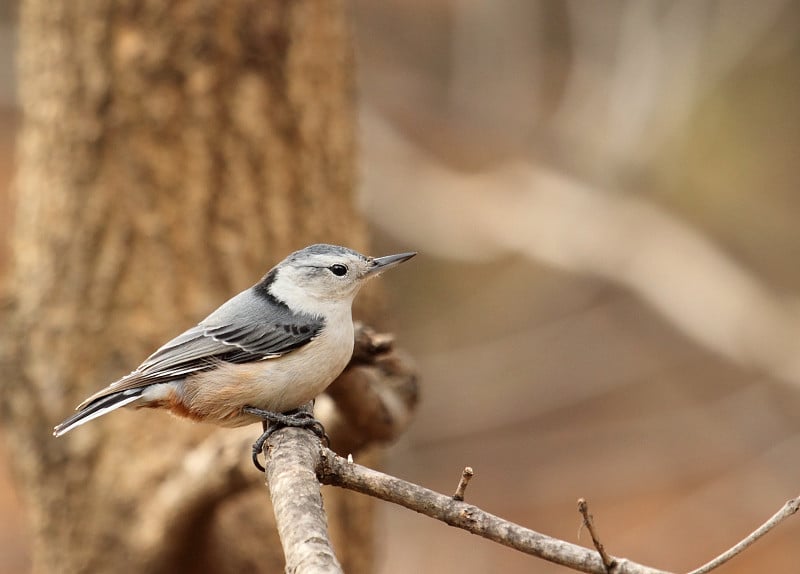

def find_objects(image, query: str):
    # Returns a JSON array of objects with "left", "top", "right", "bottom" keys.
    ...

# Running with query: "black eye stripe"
[{"left": 329, "top": 264, "right": 348, "bottom": 276}]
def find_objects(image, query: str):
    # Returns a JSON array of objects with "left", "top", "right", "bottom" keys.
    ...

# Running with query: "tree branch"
[
  {"left": 264, "top": 411, "right": 343, "bottom": 574},
  {"left": 685, "top": 495, "right": 800, "bottom": 574},
  {"left": 317, "top": 449, "right": 671, "bottom": 574},
  {"left": 452, "top": 466, "right": 474, "bottom": 501},
  {"left": 577, "top": 498, "right": 615, "bottom": 572},
  {"left": 260, "top": 428, "right": 799, "bottom": 574}
]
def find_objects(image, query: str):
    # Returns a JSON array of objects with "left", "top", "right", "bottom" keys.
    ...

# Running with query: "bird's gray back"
[{"left": 142, "top": 287, "right": 324, "bottom": 372}]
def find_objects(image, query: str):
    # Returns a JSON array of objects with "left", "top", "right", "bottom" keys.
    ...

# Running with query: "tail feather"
[{"left": 53, "top": 389, "right": 144, "bottom": 437}]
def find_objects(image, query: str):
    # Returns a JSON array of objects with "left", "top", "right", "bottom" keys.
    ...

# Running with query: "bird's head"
[{"left": 261, "top": 244, "right": 416, "bottom": 315}]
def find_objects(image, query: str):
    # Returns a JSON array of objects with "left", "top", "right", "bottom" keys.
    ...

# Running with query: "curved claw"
[
  {"left": 251, "top": 428, "right": 272, "bottom": 472},
  {"left": 252, "top": 448, "right": 266, "bottom": 472}
]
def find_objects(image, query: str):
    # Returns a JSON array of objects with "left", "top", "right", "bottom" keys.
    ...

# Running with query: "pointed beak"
[{"left": 362, "top": 251, "right": 417, "bottom": 278}]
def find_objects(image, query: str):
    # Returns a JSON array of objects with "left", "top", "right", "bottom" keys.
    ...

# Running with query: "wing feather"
[{"left": 77, "top": 288, "right": 324, "bottom": 408}]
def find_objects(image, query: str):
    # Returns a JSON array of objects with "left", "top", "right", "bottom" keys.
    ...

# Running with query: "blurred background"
[{"left": 1, "top": 1, "right": 799, "bottom": 572}]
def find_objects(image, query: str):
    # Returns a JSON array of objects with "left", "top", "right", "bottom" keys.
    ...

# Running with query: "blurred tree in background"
[{"left": 1, "top": 0, "right": 377, "bottom": 572}]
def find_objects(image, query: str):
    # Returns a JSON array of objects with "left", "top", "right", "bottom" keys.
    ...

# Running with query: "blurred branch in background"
[
  {"left": 444, "top": 0, "right": 794, "bottom": 173},
  {"left": 361, "top": 111, "right": 800, "bottom": 389},
  {"left": 556, "top": 1, "right": 792, "bottom": 170}
]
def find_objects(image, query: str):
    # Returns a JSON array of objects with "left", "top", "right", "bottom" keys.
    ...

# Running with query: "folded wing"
[{"left": 77, "top": 288, "right": 324, "bottom": 409}]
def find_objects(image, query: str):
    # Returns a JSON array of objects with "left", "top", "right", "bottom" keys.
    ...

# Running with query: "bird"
[{"left": 53, "top": 243, "right": 416, "bottom": 468}]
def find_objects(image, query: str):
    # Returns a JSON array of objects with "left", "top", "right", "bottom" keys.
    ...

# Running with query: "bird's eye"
[{"left": 329, "top": 264, "right": 348, "bottom": 277}]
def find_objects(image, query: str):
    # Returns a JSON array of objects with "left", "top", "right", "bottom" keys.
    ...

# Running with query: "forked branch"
[
  {"left": 316, "top": 449, "right": 670, "bottom": 574},
  {"left": 260, "top": 415, "right": 798, "bottom": 574}
]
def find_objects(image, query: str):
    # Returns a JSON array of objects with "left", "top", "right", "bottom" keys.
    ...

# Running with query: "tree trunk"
[{"left": 2, "top": 0, "right": 376, "bottom": 572}]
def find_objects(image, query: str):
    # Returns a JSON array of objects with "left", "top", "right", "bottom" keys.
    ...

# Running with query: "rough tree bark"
[{"left": 1, "top": 1, "right": 387, "bottom": 572}]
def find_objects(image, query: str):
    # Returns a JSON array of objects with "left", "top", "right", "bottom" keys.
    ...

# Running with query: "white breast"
[{"left": 262, "top": 305, "right": 355, "bottom": 409}]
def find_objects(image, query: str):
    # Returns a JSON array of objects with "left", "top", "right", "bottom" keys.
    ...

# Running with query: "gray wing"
[{"left": 77, "top": 288, "right": 324, "bottom": 407}]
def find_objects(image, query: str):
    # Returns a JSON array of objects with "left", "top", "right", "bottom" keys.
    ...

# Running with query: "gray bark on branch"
[
  {"left": 261, "top": 423, "right": 669, "bottom": 574},
  {"left": 261, "top": 426, "right": 799, "bottom": 574},
  {"left": 264, "top": 416, "right": 343, "bottom": 574},
  {"left": 318, "top": 450, "right": 671, "bottom": 574}
]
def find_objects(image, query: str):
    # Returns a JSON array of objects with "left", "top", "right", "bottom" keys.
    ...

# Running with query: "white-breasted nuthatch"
[{"left": 54, "top": 244, "right": 415, "bottom": 467}]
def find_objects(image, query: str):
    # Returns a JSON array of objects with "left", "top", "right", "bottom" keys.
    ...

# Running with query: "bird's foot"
[{"left": 243, "top": 406, "right": 330, "bottom": 472}]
